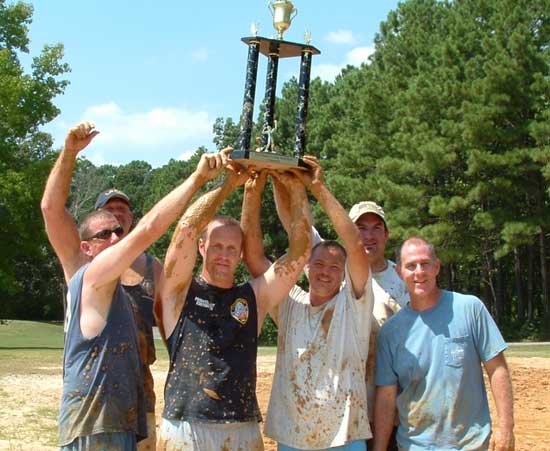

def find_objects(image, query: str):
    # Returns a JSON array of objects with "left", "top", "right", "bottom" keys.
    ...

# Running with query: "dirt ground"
[{"left": 0, "top": 355, "right": 548, "bottom": 450}]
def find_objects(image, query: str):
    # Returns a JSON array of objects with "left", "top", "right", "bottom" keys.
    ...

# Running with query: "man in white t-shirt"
[
  {"left": 302, "top": 200, "right": 405, "bottom": 449},
  {"left": 241, "top": 157, "right": 374, "bottom": 451},
  {"left": 348, "top": 201, "right": 406, "bottom": 451},
  {"left": 348, "top": 201, "right": 408, "bottom": 308}
]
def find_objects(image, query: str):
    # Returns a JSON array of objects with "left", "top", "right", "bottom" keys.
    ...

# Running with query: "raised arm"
[
  {"left": 81, "top": 149, "right": 233, "bottom": 338},
  {"left": 298, "top": 156, "right": 369, "bottom": 298},
  {"left": 484, "top": 352, "right": 515, "bottom": 451},
  {"left": 272, "top": 172, "right": 292, "bottom": 235},
  {"left": 250, "top": 172, "right": 312, "bottom": 326},
  {"left": 41, "top": 122, "right": 99, "bottom": 281},
  {"left": 272, "top": 171, "right": 315, "bottom": 238},
  {"left": 241, "top": 170, "right": 271, "bottom": 278},
  {"left": 160, "top": 160, "right": 248, "bottom": 337}
]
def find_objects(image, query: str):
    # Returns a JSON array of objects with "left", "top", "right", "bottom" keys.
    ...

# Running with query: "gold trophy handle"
[
  {"left": 291, "top": 7, "right": 297, "bottom": 21},
  {"left": 268, "top": 1, "right": 275, "bottom": 17}
]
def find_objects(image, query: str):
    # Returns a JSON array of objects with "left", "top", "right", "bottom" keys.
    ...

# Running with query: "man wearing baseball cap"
[
  {"left": 93, "top": 188, "right": 161, "bottom": 451},
  {"left": 348, "top": 200, "right": 408, "bottom": 309},
  {"left": 41, "top": 122, "right": 161, "bottom": 450},
  {"left": 348, "top": 200, "right": 406, "bottom": 451}
]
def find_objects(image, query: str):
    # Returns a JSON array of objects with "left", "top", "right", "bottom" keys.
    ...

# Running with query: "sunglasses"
[{"left": 85, "top": 226, "right": 124, "bottom": 241}]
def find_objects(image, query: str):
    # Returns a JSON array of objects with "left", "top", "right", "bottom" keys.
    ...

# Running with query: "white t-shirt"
[
  {"left": 372, "top": 260, "right": 409, "bottom": 308},
  {"left": 264, "top": 271, "right": 375, "bottom": 449}
]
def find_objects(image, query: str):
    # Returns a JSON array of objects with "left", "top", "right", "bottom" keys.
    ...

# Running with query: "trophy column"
[
  {"left": 238, "top": 39, "right": 261, "bottom": 152},
  {"left": 294, "top": 48, "right": 313, "bottom": 158}
]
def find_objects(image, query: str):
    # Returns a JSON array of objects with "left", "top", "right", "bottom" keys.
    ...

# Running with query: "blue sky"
[{"left": 26, "top": 0, "right": 400, "bottom": 167}]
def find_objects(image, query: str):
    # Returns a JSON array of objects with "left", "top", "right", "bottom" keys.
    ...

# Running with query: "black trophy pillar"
[
  {"left": 261, "top": 42, "right": 280, "bottom": 149},
  {"left": 238, "top": 40, "right": 260, "bottom": 151},
  {"left": 294, "top": 49, "right": 313, "bottom": 158}
]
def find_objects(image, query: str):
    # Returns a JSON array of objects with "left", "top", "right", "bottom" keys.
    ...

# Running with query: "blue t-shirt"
[{"left": 376, "top": 290, "right": 507, "bottom": 451}]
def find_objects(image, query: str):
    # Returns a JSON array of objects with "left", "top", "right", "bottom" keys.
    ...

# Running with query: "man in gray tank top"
[
  {"left": 41, "top": 122, "right": 163, "bottom": 450},
  {"left": 42, "top": 122, "right": 234, "bottom": 450},
  {"left": 94, "top": 189, "right": 161, "bottom": 450}
]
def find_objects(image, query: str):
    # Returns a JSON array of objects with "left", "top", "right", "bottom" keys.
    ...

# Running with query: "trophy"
[{"left": 231, "top": 0, "right": 320, "bottom": 170}]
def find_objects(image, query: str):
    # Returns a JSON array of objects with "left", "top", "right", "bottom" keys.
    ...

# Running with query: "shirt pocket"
[{"left": 444, "top": 336, "right": 468, "bottom": 368}]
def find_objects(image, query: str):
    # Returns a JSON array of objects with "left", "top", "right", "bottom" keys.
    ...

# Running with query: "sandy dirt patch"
[{"left": 0, "top": 355, "right": 548, "bottom": 450}]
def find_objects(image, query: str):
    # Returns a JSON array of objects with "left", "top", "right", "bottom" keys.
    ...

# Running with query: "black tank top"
[{"left": 163, "top": 277, "right": 261, "bottom": 423}]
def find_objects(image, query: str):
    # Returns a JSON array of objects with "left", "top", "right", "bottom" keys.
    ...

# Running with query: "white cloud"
[
  {"left": 72, "top": 102, "right": 213, "bottom": 166},
  {"left": 312, "top": 64, "right": 342, "bottom": 82},
  {"left": 178, "top": 149, "right": 197, "bottom": 161},
  {"left": 87, "top": 150, "right": 107, "bottom": 167},
  {"left": 312, "top": 46, "right": 375, "bottom": 82},
  {"left": 325, "top": 29, "right": 357, "bottom": 45},
  {"left": 191, "top": 48, "right": 209, "bottom": 62},
  {"left": 345, "top": 46, "right": 375, "bottom": 66},
  {"left": 87, "top": 103, "right": 122, "bottom": 116}
]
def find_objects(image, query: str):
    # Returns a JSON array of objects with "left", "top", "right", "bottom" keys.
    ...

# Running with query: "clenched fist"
[{"left": 65, "top": 122, "right": 99, "bottom": 154}]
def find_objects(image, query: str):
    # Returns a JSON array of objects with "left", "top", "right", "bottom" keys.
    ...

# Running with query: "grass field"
[
  {"left": 0, "top": 320, "right": 278, "bottom": 377},
  {"left": 1, "top": 320, "right": 548, "bottom": 350},
  {"left": 0, "top": 320, "right": 546, "bottom": 377}
]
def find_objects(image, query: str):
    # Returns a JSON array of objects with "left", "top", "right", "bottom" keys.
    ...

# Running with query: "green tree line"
[{"left": 2, "top": 0, "right": 550, "bottom": 340}]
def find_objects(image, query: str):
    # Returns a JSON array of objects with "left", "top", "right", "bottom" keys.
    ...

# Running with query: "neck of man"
[
  {"left": 409, "top": 287, "right": 441, "bottom": 312},
  {"left": 200, "top": 269, "right": 234, "bottom": 290},
  {"left": 370, "top": 255, "right": 388, "bottom": 273},
  {"left": 309, "top": 290, "right": 337, "bottom": 307}
]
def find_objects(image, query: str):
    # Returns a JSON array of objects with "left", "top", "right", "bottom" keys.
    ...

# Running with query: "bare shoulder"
[{"left": 248, "top": 276, "right": 262, "bottom": 298}]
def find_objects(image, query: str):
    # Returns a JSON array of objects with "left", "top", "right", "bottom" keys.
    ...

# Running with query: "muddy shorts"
[
  {"left": 61, "top": 431, "right": 137, "bottom": 451},
  {"left": 157, "top": 418, "right": 264, "bottom": 451}
]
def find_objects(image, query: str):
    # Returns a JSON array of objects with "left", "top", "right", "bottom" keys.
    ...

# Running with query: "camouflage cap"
[{"left": 349, "top": 201, "right": 387, "bottom": 228}]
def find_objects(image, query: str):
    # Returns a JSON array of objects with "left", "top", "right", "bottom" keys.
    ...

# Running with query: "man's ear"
[
  {"left": 396, "top": 263, "right": 403, "bottom": 280},
  {"left": 198, "top": 238, "right": 206, "bottom": 258},
  {"left": 80, "top": 241, "right": 93, "bottom": 259}
]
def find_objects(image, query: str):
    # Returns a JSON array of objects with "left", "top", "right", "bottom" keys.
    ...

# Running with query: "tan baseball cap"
[{"left": 349, "top": 201, "right": 387, "bottom": 228}]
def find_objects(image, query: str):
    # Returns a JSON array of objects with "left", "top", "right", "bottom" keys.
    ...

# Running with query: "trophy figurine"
[{"left": 231, "top": 0, "right": 320, "bottom": 170}]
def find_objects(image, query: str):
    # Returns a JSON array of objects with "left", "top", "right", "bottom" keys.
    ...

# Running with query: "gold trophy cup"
[{"left": 269, "top": 0, "right": 298, "bottom": 40}]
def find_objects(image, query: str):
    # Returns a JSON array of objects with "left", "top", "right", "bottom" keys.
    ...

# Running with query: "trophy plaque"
[{"left": 231, "top": 0, "right": 320, "bottom": 170}]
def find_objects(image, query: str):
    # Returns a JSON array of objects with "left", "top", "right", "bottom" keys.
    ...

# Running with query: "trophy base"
[{"left": 231, "top": 150, "right": 307, "bottom": 171}]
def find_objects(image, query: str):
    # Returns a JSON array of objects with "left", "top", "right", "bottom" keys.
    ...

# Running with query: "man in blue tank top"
[
  {"left": 373, "top": 237, "right": 515, "bottom": 451},
  {"left": 42, "top": 122, "right": 236, "bottom": 450},
  {"left": 157, "top": 168, "right": 312, "bottom": 450}
]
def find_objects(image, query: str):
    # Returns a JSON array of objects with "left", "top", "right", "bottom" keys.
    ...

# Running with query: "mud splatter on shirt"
[
  {"left": 264, "top": 271, "right": 374, "bottom": 449},
  {"left": 163, "top": 278, "right": 261, "bottom": 423},
  {"left": 59, "top": 264, "right": 147, "bottom": 446}
]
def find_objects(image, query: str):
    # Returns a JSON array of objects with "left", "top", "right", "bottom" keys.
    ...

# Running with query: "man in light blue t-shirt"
[{"left": 373, "top": 237, "right": 514, "bottom": 451}]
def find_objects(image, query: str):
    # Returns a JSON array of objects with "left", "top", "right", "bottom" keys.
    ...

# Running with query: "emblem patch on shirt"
[{"left": 230, "top": 298, "right": 249, "bottom": 325}]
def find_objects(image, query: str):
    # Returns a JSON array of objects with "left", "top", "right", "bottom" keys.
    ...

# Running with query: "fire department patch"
[{"left": 230, "top": 298, "right": 249, "bottom": 325}]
